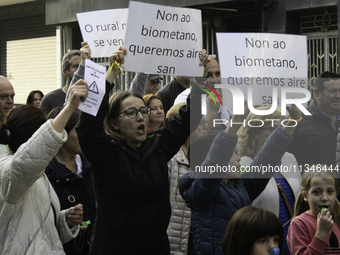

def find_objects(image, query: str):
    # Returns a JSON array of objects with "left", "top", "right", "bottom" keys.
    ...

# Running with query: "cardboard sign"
[
  {"left": 216, "top": 33, "right": 308, "bottom": 107},
  {"left": 79, "top": 59, "right": 106, "bottom": 116},
  {"left": 77, "top": 9, "right": 128, "bottom": 58},
  {"left": 124, "top": 1, "right": 203, "bottom": 76}
]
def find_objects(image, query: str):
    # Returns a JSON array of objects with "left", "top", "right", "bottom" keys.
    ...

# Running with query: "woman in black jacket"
[{"left": 72, "top": 44, "right": 207, "bottom": 254}]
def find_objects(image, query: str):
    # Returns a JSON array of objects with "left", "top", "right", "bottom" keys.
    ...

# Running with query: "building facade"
[{"left": 0, "top": 0, "right": 339, "bottom": 103}]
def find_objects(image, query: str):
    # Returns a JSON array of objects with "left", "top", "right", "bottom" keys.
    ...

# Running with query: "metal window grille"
[
  {"left": 306, "top": 35, "right": 338, "bottom": 91},
  {"left": 301, "top": 8, "right": 338, "bottom": 94}
]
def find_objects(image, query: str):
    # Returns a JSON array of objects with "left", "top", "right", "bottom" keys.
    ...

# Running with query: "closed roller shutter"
[{"left": 0, "top": 15, "right": 57, "bottom": 105}]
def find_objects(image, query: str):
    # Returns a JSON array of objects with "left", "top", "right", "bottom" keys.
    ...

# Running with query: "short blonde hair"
[
  {"left": 143, "top": 94, "right": 163, "bottom": 107},
  {"left": 237, "top": 106, "right": 281, "bottom": 157}
]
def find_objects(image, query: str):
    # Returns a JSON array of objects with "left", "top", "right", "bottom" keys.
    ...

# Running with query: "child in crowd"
[
  {"left": 222, "top": 206, "right": 282, "bottom": 255},
  {"left": 287, "top": 170, "right": 340, "bottom": 255}
]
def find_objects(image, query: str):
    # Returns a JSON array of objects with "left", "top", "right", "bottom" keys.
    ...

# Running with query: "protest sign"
[
  {"left": 76, "top": 9, "right": 128, "bottom": 58},
  {"left": 216, "top": 33, "right": 308, "bottom": 108},
  {"left": 79, "top": 59, "right": 106, "bottom": 116},
  {"left": 124, "top": 1, "right": 203, "bottom": 76}
]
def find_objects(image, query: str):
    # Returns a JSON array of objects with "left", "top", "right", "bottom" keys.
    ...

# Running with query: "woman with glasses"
[
  {"left": 237, "top": 105, "right": 301, "bottom": 255},
  {"left": 143, "top": 94, "right": 165, "bottom": 132},
  {"left": 70, "top": 44, "right": 208, "bottom": 255}
]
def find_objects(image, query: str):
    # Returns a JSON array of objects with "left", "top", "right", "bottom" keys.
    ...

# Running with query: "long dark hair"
[
  {"left": 26, "top": 90, "right": 44, "bottom": 105},
  {"left": 222, "top": 206, "right": 283, "bottom": 255},
  {"left": 0, "top": 105, "right": 46, "bottom": 152}
]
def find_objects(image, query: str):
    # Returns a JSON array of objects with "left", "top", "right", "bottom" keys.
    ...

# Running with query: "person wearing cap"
[
  {"left": 146, "top": 74, "right": 163, "bottom": 95},
  {"left": 128, "top": 73, "right": 163, "bottom": 96}
]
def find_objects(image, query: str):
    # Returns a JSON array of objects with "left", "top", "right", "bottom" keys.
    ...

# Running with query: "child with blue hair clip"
[{"left": 222, "top": 206, "right": 282, "bottom": 255}]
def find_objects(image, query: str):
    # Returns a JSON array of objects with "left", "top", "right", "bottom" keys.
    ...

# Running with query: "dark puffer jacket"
[
  {"left": 288, "top": 100, "right": 340, "bottom": 169},
  {"left": 179, "top": 127, "right": 293, "bottom": 255},
  {"left": 45, "top": 154, "right": 96, "bottom": 255}
]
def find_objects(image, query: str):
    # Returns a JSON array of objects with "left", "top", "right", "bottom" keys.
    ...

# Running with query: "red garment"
[{"left": 287, "top": 212, "right": 340, "bottom": 255}]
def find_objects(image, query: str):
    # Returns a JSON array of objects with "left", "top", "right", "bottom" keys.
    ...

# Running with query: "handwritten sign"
[
  {"left": 216, "top": 33, "right": 308, "bottom": 106},
  {"left": 76, "top": 9, "right": 128, "bottom": 58},
  {"left": 124, "top": 1, "right": 203, "bottom": 76},
  {"left": 79, "top": 59, "right": 106, "bottom": 116}
]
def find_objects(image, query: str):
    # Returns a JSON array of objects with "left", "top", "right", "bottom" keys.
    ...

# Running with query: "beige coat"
[{"left": 167, "top": 146, "right": 192, "bottom": 255}]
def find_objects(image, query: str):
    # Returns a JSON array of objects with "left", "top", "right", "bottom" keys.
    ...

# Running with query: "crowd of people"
[{"left": 0, "top": 38, "right": 340, "bottom": 255}]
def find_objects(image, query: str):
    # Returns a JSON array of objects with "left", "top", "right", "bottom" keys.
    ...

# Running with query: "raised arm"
[
  {"left": 249, "top": 104, "right": 301, "bottom": 175},
  {"left": 154, "top": 50, "right": 209, "bottom": 160},
  {"left": 179, "top": 103, "right": 248, "bottom": 207},
  {"left": 53, "top": 80, "right": 88, "bottom": 133},
  {"left": 179, "top": 131, "right": 238, "bottom": 208},
  {"left": 106, "top": 46, "right": 127, "bottom": 84},
  {"left": 128, "top": 72, "right": 148, "bottom": 96},
  {"left": 1, "top": 80, "right": 88, "bottom": 204},
  {"left": 76, "top": 46, "right": 127, "bottom": 171}
]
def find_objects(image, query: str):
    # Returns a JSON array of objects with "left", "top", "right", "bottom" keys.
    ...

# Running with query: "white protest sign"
[
  {"left": 79, "top": 59, "right": 106, "bottom": 116},
  {"left": 76, "top": 9, "right": 128, "bottom": 58},
  {"left": 124, "top": 1, "right": 203, "bottom": 76},
  {"left": 216, "top": 33, "right": 308, "bottom": 107}
]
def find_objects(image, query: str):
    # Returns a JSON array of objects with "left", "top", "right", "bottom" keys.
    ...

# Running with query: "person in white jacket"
[{"left": 0, "top": 79, "right": 88, "bottom": 255}]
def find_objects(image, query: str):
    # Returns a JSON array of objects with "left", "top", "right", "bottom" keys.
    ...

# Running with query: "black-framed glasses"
[{"left": 119, "top": 107, "right": 150, "bottom": 119}]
